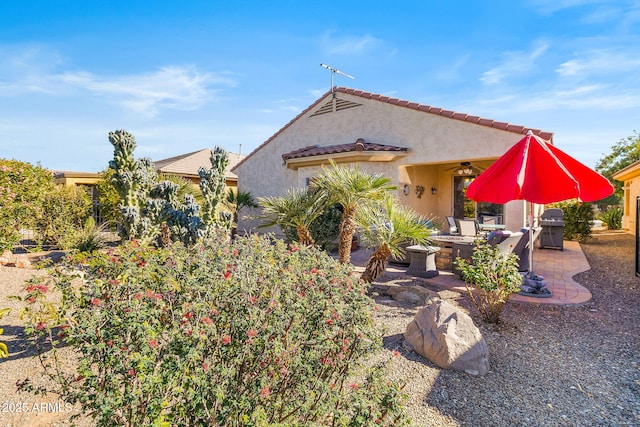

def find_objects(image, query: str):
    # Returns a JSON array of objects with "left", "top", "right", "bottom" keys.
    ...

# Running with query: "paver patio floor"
[{"left": 351, "top": 240, "right": 592, "bottom": 306}]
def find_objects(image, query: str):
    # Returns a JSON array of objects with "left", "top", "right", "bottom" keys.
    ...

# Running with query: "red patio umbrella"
[
  {"left": 466, "top": 131, "right": 614, "bottom": 293},
  {"left": 466, "top": 131, "right": 614, "bottom": 204}
]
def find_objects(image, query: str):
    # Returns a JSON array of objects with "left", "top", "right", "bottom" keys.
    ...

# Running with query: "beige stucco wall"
[
  {"left": 624, "top": 178, "right": 639, "bottom": 234},
  {"left": 235, "top": 91, "right": 542, "bottom": 233},
  {"left": 613, "top": 162, "right": 640, "bottom": 235}
]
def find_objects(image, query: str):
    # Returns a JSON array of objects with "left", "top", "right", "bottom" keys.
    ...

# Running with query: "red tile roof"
[
  {"left": 232, "top": 87, "right": 554, "bottom": 172},
  {"left": 282, "top": 138, "right": 408, "bottom": 161},
  {"left": 340, "top": 87, "right": 553, "bottom": 140}
]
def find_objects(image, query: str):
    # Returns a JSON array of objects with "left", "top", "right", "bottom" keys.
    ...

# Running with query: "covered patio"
[{"left": 397, "top": 160, "right": 537, "bottom": 234}]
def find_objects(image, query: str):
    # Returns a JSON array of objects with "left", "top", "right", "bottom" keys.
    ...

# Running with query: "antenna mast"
[{"left": 320, "top": 63, "right": 354, "bottom": 93}]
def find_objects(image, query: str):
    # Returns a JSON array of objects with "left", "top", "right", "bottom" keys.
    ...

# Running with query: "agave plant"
[{"left": 357, "top": 196, "right": 434, "bottom": 283}]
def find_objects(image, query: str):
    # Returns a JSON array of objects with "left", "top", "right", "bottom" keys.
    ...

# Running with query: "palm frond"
[
  {"left": 257, "top": 187, "right": 328, "bottom": 231},
  {"left": 357, "top": 196, "right": 434, "bottom": 259}
]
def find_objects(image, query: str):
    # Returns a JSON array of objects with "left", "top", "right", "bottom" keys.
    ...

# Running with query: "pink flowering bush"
[{"left": 17, "top": 233, "right": 408, "bottom": 426}]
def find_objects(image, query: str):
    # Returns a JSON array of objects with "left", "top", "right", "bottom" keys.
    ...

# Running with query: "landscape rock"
[
  {"left": 0, "top": 250, "right": 12, "bottom": 266},
  {"left": 404, "top": 299, "right": 489, "bottom": 376},
  {"left": 14, "top": 255, "right": 32, "bottom": 268},
  {"left": 384, "top": 284, "right": 439, "bottom": 306}
]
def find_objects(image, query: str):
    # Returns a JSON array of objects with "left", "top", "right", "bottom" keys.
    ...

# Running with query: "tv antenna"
[{"left": 320, "top": 63, "right": 354, "bottom": 93}]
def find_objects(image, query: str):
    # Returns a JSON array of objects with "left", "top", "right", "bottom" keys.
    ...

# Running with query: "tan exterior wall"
[
  {"left": 613, "top": 163, "right": 640, "bottom": 235},
  {"left": 55, "top": 175, "right": 102, "bottom": 187},
  {"left": 623, "top": 179, "right": 639, "bottom": 234},
  {"left": 235, "top": 92, "right": 542, "bottom": 233}
]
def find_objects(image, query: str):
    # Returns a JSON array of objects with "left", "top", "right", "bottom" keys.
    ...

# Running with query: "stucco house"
[
  {"left": 232, "top": 87, "right": 554, "bottom": 234},
  {"left": 612, "top": 160, "right": 640, "bottom": 235}
]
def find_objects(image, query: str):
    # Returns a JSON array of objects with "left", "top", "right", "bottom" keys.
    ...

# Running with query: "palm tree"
[
  {"left": 257, "top": 187, "right": 328, "bottom": 246},
  {"left": 357, "top": 196, "right": 434, "bottom": 283},
  {"left": 312, "top": 161, "right": 396, "bottom": 263},
  {"left": 226, "top": 189, "right": 258, "bottom": 225}
]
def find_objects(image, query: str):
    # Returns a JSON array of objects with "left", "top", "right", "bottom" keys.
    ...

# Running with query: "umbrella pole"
[{"left": 528, "top": 202, "right": 534, "bottom": 275}]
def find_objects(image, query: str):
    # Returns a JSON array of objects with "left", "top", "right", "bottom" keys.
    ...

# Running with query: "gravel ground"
[
  {"left": 372, "top": 230, "right": 640, "bottom": 426},
  {"left": 0, "top": 231, "right": 638, "bottom": 426}
]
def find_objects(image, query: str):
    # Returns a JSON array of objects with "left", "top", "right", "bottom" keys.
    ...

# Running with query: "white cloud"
[
  {"left": 465, "top": 83, "right": 640, "bottom": 117},
  {"left": 0, "top": 46, "right": 237, "bottom": 117},
  {"left": 557, "top": 49, "right": 640, "bottom": 77},
  {"left": 529, "top": 0, "right": 616, "bottom": 15},
  {"left": 307, "top": 88, "right": 326, "bottom": 98},
  {"left": 480, "top": 42, "right": 549, "bottom": 85},
  {"left": 320, "top": 31, "right": 381, "bottom": 55},
  {"left": 56, "top": 66, "right": 236, "bottom": 117},
  {"left": 529, "top": 0, "right": 640, "bottom": 29}
]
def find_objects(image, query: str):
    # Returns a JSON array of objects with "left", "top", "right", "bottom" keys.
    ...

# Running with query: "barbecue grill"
[{"left": 539, "top": 208, "right": 564, "bottom": 250}]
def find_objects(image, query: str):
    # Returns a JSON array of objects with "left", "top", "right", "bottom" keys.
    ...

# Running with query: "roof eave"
[
  {"left": 284, "top": 151, "right": 409, "bottom": 170},
  {"left": 612, "top": 159, "right": 640, "bottom": 181}
]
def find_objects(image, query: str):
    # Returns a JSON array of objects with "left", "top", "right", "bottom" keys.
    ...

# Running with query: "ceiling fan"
[{"left": 445, "top": 162, "right": 485, "bottom": 175}]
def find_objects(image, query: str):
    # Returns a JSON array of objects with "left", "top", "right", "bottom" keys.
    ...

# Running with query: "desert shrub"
[
  {"left": 0, "top": 159, "right": 54, "bottom": 251},
  {"left": 96, "top": 168, "right": 122, "bottom": 229},
  {"left": 555, "top": 201, "right": 594, "bottom": 242},
  {"left": 0, "top": 308, "right": 9, "bottom": 358},
  {"left": 34, "top": 185, "right": 92, "bottom": 248},
  {"left": 598, "top": 207, "right": 623, "bottom": 230},
  {"left": 17, "top": 234, "right": 408, "bottom": 426},
  {"left": 309, "top": 203, "right": 343, "bottom": 250},
  {"left": 59, "top": 217, "right": 111, "bottom": 252},
  {"left": 454, "top": 241, "right": 522, "bottom": 323}
]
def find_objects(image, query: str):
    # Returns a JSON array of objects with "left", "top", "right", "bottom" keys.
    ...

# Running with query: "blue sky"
[{"left": 1, "top": 0, "right": 638, "bottom": 172}]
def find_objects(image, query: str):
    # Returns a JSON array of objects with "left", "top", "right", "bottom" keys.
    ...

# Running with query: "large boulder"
[{"left": 404, "top": 299, "right": 489, "bottom": 376}]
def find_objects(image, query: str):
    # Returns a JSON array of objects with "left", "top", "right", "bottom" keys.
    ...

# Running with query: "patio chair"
[
  {"left": 452, "top": 230, "right": 522, "bottom": 276},
  {"left": 455, "top": 219, "right": 478, "bottom": 237},
  {"left": 494, "top": 232, "right": 524, "bottom": 256},
  {"left": 445, "top": 216, "right": 458, "bottom": 234},
  {"left": 481, "top": 215, "right": 501, "bottom": 224},
  {"left": 485, "top": 229, "right": 511, "bottom": 246}
]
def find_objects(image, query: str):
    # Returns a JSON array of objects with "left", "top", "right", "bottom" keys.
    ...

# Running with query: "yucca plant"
[{"left": 357, "top": 196, "right": 434, "bottom": 282}]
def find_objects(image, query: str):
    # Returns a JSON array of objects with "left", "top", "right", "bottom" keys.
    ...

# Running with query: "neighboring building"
[
  {"left": 55, "top": 149, "right": 244, "bottom": 224},
  {"left": 612, "top": 160, "right": 640, "bottom": 235},
  {"left": 54, "top": 171, "right": 103, "bottom": 222},
  {"left": 54, "top": 171, "right": 103, "bottom": 188},
  {"left": 232, "top": 87, "right": 554, "bottom": 234},
  {"left": 153, "top": 148, "right": 244, "bottom": 190}
]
